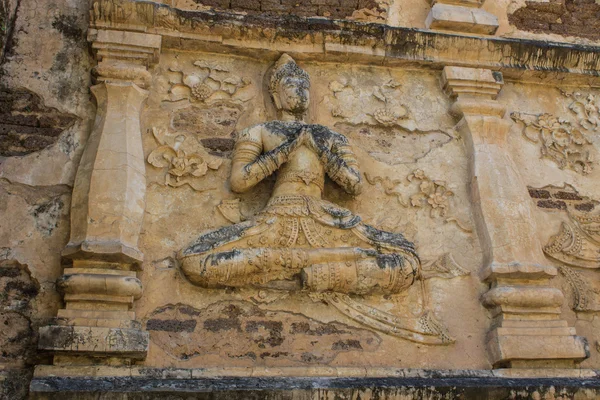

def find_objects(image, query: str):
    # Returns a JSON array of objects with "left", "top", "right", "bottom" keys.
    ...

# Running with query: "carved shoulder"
[{"left": 236, "top": 125, "right": 264, "bottom": 146}]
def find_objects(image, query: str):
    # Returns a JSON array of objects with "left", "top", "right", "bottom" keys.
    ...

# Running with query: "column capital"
[
  {"left": 442, "top": 66, "right": 505, "bottom": 118},
  {"left": 88, "top": 29, "right": 162, "bottom": 88},
  {"left": 442, "top": 66, "right": 503, "bottom": 99}
]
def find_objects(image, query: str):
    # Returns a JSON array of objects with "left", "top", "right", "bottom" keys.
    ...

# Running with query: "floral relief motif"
[
  {"left": 326, "top": 79, "right": 411, "bottom": 128},
  {"left": 511, "top": 91, "right": 599, "bottom": 175},
  {"left": 365, "top": 170, "right": 472, "bottom": 233},
  {"left": 166, "top": 60, "right": 251, "bottom": 106},
  {"left": 147, "top": 128, "right": 222, "bottom": 190},
  {"left": 565, "top": 91, "right": 600, "bottom": 132},
  {"left": 407, "top": 169, "right": 454, "bottom": 218}
]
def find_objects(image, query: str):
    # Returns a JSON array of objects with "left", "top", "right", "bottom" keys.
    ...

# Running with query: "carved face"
[{"left": 276, "top": 76, "right": 310, "bottom": 114}]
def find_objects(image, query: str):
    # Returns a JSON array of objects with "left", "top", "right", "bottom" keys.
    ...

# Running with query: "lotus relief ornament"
[
  {"left": 147, "top": 128, "right": 222, "bottom": 190},
  {"left": 190, "top": 82, "right": 214, "bottom": 101},
  {"left": 167, "top": 60, "right": 251, "bottom": 105},
  {"left": 408, "top": 169, "right": 454, "bottom": 218}
]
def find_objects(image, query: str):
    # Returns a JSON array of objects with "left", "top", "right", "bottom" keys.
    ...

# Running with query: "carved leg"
[
  {"left": 302, "top": 253, "right": 417, "bottom": 294},
  {"left": 181, "top": 246, "right": 417, "bottom": 293}
]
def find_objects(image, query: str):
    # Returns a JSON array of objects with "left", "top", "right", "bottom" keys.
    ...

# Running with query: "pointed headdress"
[{"left": 268, "top": 54, "right": 310, "bottom": 95}]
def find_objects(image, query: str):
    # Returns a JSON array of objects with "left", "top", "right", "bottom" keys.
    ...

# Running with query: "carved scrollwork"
[
  {"left": 511, "top": 91, "right": 599, "bottom": 175},
  {"left": 530, "top": 184, "right": 600, "bottom": 312},
  {"left": 559, "top": 266, "right": 600, "bottom": 312},
  {"left": 421, "top": 253, "right": 470, "bottom": 280},
  {"left": 310, "top": 292, "right": 455, "bottom": 345},
  {"left": 365, "top": 170, "right": 472, "bottom": 233},
  {"left": 530, "top": 184, "right": 600, "bottom": 269},
  {"left": 326, "top": 79, "right": 412, "bottom": 129}
]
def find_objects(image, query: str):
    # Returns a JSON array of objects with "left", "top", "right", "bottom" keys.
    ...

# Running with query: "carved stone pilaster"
[
  {"left": 38, "top": 29, "right": 161, "bottom": 364},
  {"left": 426, "top": 0, "right": 498, "bottom": 35},
  {"left": 442, "top": 66, "right": 588, "bottom": 368}
]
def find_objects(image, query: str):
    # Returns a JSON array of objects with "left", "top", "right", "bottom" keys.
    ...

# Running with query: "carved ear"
[{"left": 271, "top": 90, "right": 282, "bottom": 110}]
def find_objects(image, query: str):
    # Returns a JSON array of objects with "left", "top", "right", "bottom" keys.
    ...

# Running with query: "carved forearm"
[
  {"left": 320, "top": 146, "right": 363, "bottom": 195},
  {"left": 230, "top": 140, "right": 297, "bottom": 193}
]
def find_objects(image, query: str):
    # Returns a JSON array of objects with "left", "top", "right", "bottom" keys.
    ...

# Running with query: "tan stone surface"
[
  {"left": 426, "top": 3, "right": 499, "bottom": 35},
  {"left": 2, "top": 0, "right": 600, "bottom": 395}
]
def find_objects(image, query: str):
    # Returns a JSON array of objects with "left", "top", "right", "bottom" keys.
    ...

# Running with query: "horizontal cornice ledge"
[{"left": 91, "top": 1, "right": 600, "bottom": 85}]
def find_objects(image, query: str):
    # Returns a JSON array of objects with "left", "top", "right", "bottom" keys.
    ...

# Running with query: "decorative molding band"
[{"left": 89, "top": 1, "right": 600, "bottom": 83}]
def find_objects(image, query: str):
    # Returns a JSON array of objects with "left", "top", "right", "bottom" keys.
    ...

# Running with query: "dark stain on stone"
[
  {"left": 528, "top": 188, "right": 551, "bottom": 199},
  {"left": 201, "top": 137, "right": 235, "bottom": 157},
  {"left": 331, "top": 339, "right": 362, "bottom": 350},
  {"left": 0, "top": 260, "right": 38, "bottom": 385},
  {"left": 192, "top": 0, "right": 378, "bottom": 19},
  {"left": 554, "top": 191, "right": 583, "bottom": 201},
  {"left": 575, "top": 202, "right": 595, "bottom": 212},
  {"left": 0, "top": 265, "right": 21, "bottom": 278},
  {"left": 178, "top": 305, "right": 202, "bottom": 316},
  {"left": 509, "top": 0, "right": 600, "bottom": 40},
  {"left": 147, "top": 301, "right": 381, "bottom": 363},
  {"left": 0, "top": 260, "right": 39, "bottom": 309},
  {"left": 52, "top": 14, "right": 85, "bottom": 42},
  {"left": 146, "top": 319, "right": 197, "bottom": 332},
  {"left": 289, "top": 321, "right": 349, "bottom": 335},
  {"left": 204, "top": 317, "right": 243, "bottom": 332},
  {"left": 0, "top": 86, "right": 77, "bottom": 157},
  {"left": 5, "top": 280, "right": 38, "bottom": 300},
  {"left": 182, "top": 220, "right": 255, "bottom": 255},
  {"left": 530, "top": 185, "right": 599, "bottom": 215},
  {"left": 301, "top": 352, "right": 324, "bottom": 362},
  {"left": 245, "top": 320, "right": 284, "bottom": 347},
  {"left": 203, "top": 304, "right": 244, "bottom": 332},
  {"left": 0, "top": 0, "right": 21, "bottom": 67},
  {"left": 537, "top": 199, "right": 567, "bottom": 210},
  {"left": 31, "top": 196, "right": 64, "bottom": 235},
  {"left": 259, "top": 351, "right": 289, "bottom": 359}
]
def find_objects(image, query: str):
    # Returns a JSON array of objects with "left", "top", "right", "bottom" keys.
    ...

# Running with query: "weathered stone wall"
[
  {"left": 2, "top": 0, "right": 600, "bottom": 398},
  {"left": 0, "top": 0, "right": 93, "bottom": 398},
  {"left": 509, "top": 0, "right": 600, "bottom": 41},
  {"left": 193, "top": 0, "right": 380, "bottom": 18}
]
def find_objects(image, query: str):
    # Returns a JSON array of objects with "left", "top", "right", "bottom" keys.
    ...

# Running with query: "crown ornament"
[{"left": 269, "top": 53, "right": 310, "bottom": 95}]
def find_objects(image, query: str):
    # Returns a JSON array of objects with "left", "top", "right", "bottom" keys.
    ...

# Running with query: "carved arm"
[
  {"left": 319, "top": 140, "right": 363, "bottom": 195},
  {"left": 229, "top": 126, "right": 300, "bottom": 193}
]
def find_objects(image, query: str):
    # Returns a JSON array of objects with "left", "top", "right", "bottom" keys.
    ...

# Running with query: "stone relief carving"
[
  {"left": 217, "top": 199, "right": 245, "bottom": 224},
  {"left": 325, "top": 78, "right": 453, "bottom": 165},
  {"left": 511, "top": 91, "right": 599, "bottom": 175},
  {"left": 147, "top": 127, "right": 222, "bottom": 190},
  {"left": 327, "top": 78, "right": 411, "bottom": 128},
  {"left": 177, "top": 54, "right": 459, "bottom": 345},
  {"left": 166, "top": 60, "right": 252, "bottom": 107},
  {"left": 420, "top": 253, "right": 469, "bottom": 280},
  {"left": 529, "top": 184, "right": 599, "bottom": 269},
  {"left": 365, "top": 170, "right": 472, "bottom": 233},
  {"left": 530, "top": 184, "right": 600, "bottom": 312},
  {"left": 91, "top": 0, "right": 134, "bottom": 24},
  {"left": 558, "top": 266, "right": 600, "bottom": 312}
]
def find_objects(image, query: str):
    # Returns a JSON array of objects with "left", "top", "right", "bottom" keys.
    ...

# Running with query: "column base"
[
  {"left": 38, "top": 325, "right": 148, "bottom": 360},
  {"left": 487, "top": 328, "right": 589, "bottom": 368}
]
